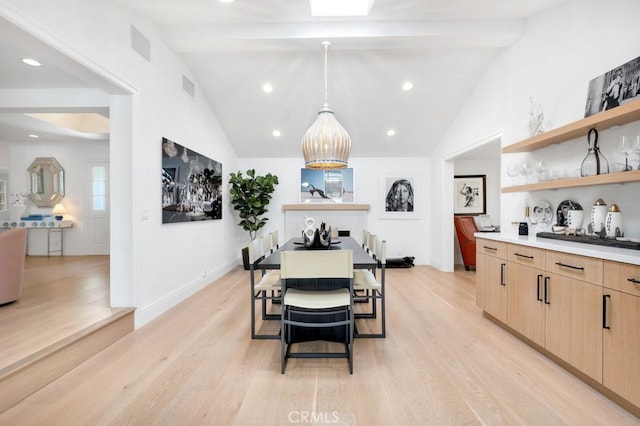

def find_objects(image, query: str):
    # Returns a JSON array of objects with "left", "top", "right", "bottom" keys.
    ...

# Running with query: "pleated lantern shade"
[{"left": 301, "top": 103, "right": 352, "bottom": 169}]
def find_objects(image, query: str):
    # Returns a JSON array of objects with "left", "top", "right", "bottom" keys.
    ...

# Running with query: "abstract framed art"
[{"left": 454, "top": 174, "right": 486, "bottom": 216}]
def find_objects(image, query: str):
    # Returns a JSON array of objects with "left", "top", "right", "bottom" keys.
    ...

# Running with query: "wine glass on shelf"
[
  {"left": 617, "top": 135, "right": 634, "bottom": 171},
  {"left": 633, "top": 133, "right": 640, "bottom": 170},
  {"left": 506, "top": 163, "right": 521, "bottom": 186},
  {"left": 521, "top": 159, "right": 534, "bottom": 184}
]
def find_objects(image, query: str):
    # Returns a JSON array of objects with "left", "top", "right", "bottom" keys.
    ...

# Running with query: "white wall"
[
  {"left": 4, "top": 140, "right": 109, "bottom": 255},
  {"left": 431, "top": 0, "right": 640, "bottom": 269},
  {"left": 1, "top": 0, "right": 241, "bottom": 327},
  {"left": 239, "top": 157, "right": 431, "bottom": 264}
]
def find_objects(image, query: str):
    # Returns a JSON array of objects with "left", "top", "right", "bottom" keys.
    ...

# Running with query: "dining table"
[
  {"left": 256, "top": 235, "right": 377, "bottom": 342},
  {"left": 257, "top": 235, "right": 377, "bottom": 271}
]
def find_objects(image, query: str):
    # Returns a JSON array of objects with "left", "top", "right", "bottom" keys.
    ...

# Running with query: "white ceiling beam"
[
  {"left": 163, "top": 19, "right": 525, "bottom": 52},
  {"left": 0, "top": 89, "right": 110, "bottom": 110}
]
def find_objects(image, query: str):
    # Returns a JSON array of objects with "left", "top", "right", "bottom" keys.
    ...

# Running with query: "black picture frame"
[{"left": 454, "top": 175, "right": 486, "bottom": 216}]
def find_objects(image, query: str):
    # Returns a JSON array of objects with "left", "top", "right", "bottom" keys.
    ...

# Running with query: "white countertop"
[{"left": 475, "top": 232, "right": 640, "bottom": 266}]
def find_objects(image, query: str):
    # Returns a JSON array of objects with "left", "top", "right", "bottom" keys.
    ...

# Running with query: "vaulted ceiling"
[{"left": 0, "top": 0, "right": 567, "bottom": 157}]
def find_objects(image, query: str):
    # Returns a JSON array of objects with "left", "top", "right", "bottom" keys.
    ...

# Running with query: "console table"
[{"left": 1, "top": 220, "right": 73, "bottom": 256}]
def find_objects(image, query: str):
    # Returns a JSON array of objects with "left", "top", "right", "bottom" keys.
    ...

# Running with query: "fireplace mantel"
[
  {"left": 282, "top": 204, "right": 370, "bottom": 211},
  {"left": 282, "top": 204, "right": 370, "bottom": 239}
]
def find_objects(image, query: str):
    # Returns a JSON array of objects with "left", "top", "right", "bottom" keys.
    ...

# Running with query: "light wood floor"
[
  {"left": 1, "top": 261, "right": 639, "bottom": 424},
  {"left": 0, "top": 255, "right": 119, "bottom": 377}
]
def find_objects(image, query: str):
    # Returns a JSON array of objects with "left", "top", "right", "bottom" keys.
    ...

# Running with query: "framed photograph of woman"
[
  {"left": 379, "top": 173, "right": 421, "bottom": 219},
  {"left": 454, "top": 175, "right": 486, "bottom": 215}
]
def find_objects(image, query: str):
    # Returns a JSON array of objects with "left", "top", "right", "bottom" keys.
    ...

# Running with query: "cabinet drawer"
[
  {"left": 603, "top": 260, "right": 640, "bottom": 297},
  {"left": 507, "top": 244, "right": 545, "bottom": 269},
  {"left": 476, "top": 239, "right": 507, "bottom": 259},
  {"left": 546, "top": 251, "right": 603, "bottom": 285}
]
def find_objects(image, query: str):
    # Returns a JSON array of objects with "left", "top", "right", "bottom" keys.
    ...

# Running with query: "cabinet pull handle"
[
  {"left": 483, "top": 246, "right": 497, "bottom": 251},
  {"left": 500, "top": 263, "right": 506, "bottom": 286},
  {"left": 627, "top": 278, "right": 640, "bottom": 285},
  {"left": 544, "top": 276, "right": 550, "bottom": 305},
  {"left": 536, "top": 274, "right": 543, "bottom": 302},
  {"left": 603, "top": 294, "right": 611, "bottom": 330},
  {"left": 514, "top": 252, "right": 534, "bottom": 259},
  {"left": 554, "top": 261, "right": 584, "bottom": 271}
]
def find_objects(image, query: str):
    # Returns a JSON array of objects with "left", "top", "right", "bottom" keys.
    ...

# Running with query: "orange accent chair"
[
  {"left": 454, "top": 216, "right": 478, "bottom": 271},
  {"left": 0, "top": 228, "right": 28, "bottom": 305}
]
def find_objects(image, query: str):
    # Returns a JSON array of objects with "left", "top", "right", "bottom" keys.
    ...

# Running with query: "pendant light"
[{"left": 301, "top": 41, "right": 352, "bottom": 169}]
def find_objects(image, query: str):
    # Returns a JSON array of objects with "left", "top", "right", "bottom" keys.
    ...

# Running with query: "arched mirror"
[{"left": 27, "top": 157, "right": 65, "bottom": 207}]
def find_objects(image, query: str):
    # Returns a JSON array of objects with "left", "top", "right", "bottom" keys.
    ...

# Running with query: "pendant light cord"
[{"left": 323, "top": 41, "right": 330, "bottom": 104}]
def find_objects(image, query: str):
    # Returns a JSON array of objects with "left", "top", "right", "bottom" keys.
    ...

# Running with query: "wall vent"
[
  {"left": 130, "top": 25, "right": 151, "bottom": 62},
  {"left": 182, "top": 76, "right": 195, "bottom": 98}
]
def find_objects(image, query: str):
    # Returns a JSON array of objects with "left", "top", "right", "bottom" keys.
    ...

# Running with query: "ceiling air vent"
[
  {"left": 182, "top": 76, "right": 195, "bottom": 98},
  {"left": 130, "top": 25, "right": 151, "bottom": 62}
]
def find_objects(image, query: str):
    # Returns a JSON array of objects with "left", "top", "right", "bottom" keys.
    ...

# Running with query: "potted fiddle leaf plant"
[{"left": 229, "top": 169, "right": 279, "bottom": 269}]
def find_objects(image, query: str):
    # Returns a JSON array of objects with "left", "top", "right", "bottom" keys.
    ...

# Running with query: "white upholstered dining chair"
[
  {"left": 249, "top": 236, "right": 281, "bottom": 339},
  {"left": 353, "top": 238, "right": 386, "bottom": 338},
  {"left": 280, "top": 249, "right": 354, "bottom": 374}
]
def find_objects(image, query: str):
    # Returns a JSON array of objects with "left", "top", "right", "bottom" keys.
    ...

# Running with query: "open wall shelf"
[
  {"left": 502, "top": 170, "right": 640, "bottom": 193},
  {"left": 502, "top": 98, "right": 640, "bottom": 192},
  {"left": 502, "top": 98, "right": 640, "bottom": 154}
]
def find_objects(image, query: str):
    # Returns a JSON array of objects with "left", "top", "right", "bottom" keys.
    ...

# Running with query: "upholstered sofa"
[{"left": 0, "top": 227, "right": 27, "bottom": 304}]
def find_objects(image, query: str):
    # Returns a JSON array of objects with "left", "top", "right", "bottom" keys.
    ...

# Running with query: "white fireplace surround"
[{"left": 282, "top": 204, "right": 370, "bottom": 241}]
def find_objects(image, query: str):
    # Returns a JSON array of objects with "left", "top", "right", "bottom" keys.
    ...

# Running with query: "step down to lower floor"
[{"left": 0, "top": 307, "right": 135, "bottom": 413}]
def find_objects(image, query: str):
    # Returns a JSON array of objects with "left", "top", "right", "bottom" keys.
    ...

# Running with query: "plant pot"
[{"left": 242, "top": 246, "right": 250, "bottom": 270}]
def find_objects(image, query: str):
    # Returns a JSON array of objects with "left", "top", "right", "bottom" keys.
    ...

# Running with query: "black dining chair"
[{"left": 280, "top": 249, "right": 354, "bottom": 374}]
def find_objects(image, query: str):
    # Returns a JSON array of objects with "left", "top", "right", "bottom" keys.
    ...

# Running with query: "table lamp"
[{"left": 52, "top": 203, "right": 66, "bottom": 220}]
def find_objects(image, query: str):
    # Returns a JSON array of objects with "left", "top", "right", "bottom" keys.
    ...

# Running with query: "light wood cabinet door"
[
  {"left": 603, "top": 289, "right": 640, "bottom": 407},
  {"left": 476, "top": 253, "right": 507, "bottom": 323},
  {"left": 507, "top": 262, "right": 545, "bottom": 347},
  {"left": 544, "top": 273, "right": 603, "bottom": 382}
]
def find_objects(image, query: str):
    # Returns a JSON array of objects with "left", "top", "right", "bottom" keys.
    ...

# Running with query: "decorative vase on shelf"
[
  {"left": 605, "top": 204, "right": 623, "bottom": 238},
  {"left": 590, "top": 198, "right": 608, "bottom": 236},
  {"left": 581, "top": 128, "right": 609, "bottom": 176}
]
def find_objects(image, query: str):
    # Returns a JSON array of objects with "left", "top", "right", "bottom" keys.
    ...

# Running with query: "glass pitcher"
[{"left": 581, "top": 128, "right": 609, "bottom": 176}]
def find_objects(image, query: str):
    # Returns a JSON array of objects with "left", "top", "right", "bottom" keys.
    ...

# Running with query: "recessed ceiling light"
[
  {"left": 262, "top": 83, "right": 274, "bottom": 93},
  {"left": 28, "top": 134, "right": 39, "bottom": 138},
  {"left": 219, "top": 0, "right": 234, "bottom": 3},
  {"left": 402, "top": 81, "right": 413, "bottom": 91},
  {"left": 310, "top": 0, "right": 375, "bottom": 16},
  {"left": 22, "top": 58, "right": 42, "bottom": 67},
  {"left": 386, "top": 129, "right": 396, "bottom": 137},
  {"left": 272, "top": 130, "right": 281, "bottom": 137}
]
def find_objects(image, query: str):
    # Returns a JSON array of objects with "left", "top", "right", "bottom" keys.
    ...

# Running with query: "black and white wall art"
[
  {"left": 161, "top": 137, "right": 222, "bottom": 224},
  {"left": 454, "top": 175, "right": 486, "bottom": 216},
  {"left": 584, "top": 55, "right": 640, "bottom": 117}
]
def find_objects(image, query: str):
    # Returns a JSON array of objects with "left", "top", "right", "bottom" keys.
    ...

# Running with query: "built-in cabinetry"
[
  {"left": 476, "top": 241, "right": 508, "bottom": 323},
  {"left": 0, "top": 180, "right": 6, "bottom": 211},
  {"left": 476, "top": 236, "right": 639, "bottom": 412},
  {"left": 502, "top": 98, "right": 640, "bottom": 193},
  {"left": 602, "top": 261, "right": 640, "bottom": 408},
  {"left": 544, "top": 251, "right": 603, "bottom": 382},
  {"left": 506, "top": 244, "right": 546, "bottom": 347}
]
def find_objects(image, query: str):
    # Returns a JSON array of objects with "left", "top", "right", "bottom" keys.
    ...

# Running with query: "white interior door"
[{"left": 87, "top": 161, "right": 110, "bottom": 255}]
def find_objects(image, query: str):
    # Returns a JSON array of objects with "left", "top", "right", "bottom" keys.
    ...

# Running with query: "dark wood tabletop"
[{"left": 257, "top": 236, "right": 377, "bottom": 270}]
